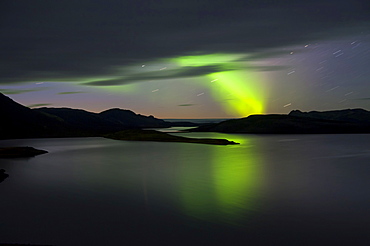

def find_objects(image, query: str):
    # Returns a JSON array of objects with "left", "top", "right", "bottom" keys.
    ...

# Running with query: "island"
[
  {"left": 105, "top": 129, "right": 239, "bottom": 145},
  {"left": 0, "top": 147, "right": 48, "bottom": 158}
]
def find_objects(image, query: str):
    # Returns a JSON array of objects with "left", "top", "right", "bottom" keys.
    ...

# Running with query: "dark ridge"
[
  {"left": 34, "top": 107, "right": 123, "bottom": 134},
  {"left": 99, "top": 108, "right": 171, "bottom": 128},
  {"left": 0, "top": 93, "right": 69, "bottom": 139},
  {"left": 1, "top": 92, "right": 369, "bottom": 138},
  {"left": 191, "top": 109, "right": 370, "bottom": 134},
  {"left": 289, "top": 108, "right": 370, "bottom": 124},
  {"left": 0, "top": 92, "right": 171, "bottom": 139}
]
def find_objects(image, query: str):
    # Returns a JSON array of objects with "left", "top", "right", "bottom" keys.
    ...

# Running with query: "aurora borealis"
[
  {"left": 0, "top": 0, "right": 369, "bottom": 118},
  {"left": 171, "top": 54, "right": 266, "bottom": 116}
]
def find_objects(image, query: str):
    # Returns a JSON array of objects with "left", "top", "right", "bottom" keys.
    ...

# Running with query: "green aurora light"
[
  {"left": 172, "top": 54, "right": 266, "bottom": 117},
  {"left": 177, "top": 134, "right": 264, "bottom": 225},
  {"left": 81, "top": 53, "right": 267, "bottom": 117}
]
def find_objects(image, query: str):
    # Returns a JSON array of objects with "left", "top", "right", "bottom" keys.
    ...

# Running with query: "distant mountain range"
[
  {"left": 0, "top": 92, "right": 175, "bottom": 139},
  {"left": 191, "top": 109, "right": 370, "bottom": 134},
  {"left": 1, "top": 92, "right": 370, "bottom": 139}
]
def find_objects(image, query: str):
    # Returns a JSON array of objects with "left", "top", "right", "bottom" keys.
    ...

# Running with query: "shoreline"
[{"left": 0, "top": 147, "right": 48, "bottom": 158}]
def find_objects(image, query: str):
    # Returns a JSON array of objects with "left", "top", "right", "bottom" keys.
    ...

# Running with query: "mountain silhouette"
[
  {"left": 2, "top": 92, "right": 370, "bottom": 138},
  {"left": 191, "top": 109, "right": 370, "bottom": 134},
  {"left": 99, "top": 108, "right": 171, "bottom": 128},
  {"left": 33, "top": 107, "right": 171, "bottom": 135},
  {"left": 0, "top": 93, "right": 169, "bottom": 139},
  {"left": 0, "top": 93, "right": 68, "bottom": 139},
  {"left": 289, "top": 109, "right": 370, "bottom": 124},
  {"left": 33, "top": 107, "right": 122, "bottom": 135}
]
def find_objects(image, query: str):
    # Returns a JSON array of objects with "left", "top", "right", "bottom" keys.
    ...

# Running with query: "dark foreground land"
[
  {"left": 105, "top": 129, "right": 238, "bottom": 145},
  {"left": 0, "top": 147, "right": 48, "bottom": 158},
  {"left": 0, "top": 244, "right": 53, "bottom": 246},
  {"left": 0, "top": 169, "right": 9, "bottom": 183},
  {"left": 0, "top": 147, "right": 48, "bottom": 184}
]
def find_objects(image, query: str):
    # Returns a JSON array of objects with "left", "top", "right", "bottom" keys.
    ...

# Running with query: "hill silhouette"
[
  {"left": 0, "top": 93, "right": 68, "bottom": 139},
  {"left": 99, "top": 108, "right": 171, "bottom": 128},
  {"left": 289, "top": 109, "right": 370, "bottom": 124},
  {"left": 1, "top": 92, "right": 370, "bottom": 138},
  {"left": 191, "top": 109, "right": 370, "bottom": 134},
  {"left": 0, "top": 93, "right": 170, "bottom": 139}
]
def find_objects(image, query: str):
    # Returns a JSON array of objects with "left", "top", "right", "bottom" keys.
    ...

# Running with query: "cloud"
[
  {"left": 85, "top": 65, "right": 238, "bottom": 86},
  {"left": 249, "top": 65, "right": 290, "bottom": 72},
  {"left": 27, "top": 103, "right": 53, "bottom": 108},
  {"left": 237, "top": 50, "right": 304, "bottom": 61},
  {"left": 0, "top": 0, "right": 369, "bottom": 85},
  {"left": 178, "top": 104, "right": 196, "bottom": 107},
  {"left": 353, "top": 98, "right": 370, "bottom": 101}
]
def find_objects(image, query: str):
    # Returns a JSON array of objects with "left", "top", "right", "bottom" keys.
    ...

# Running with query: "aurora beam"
[{"left": 173, "top": 54, "right": 266, "bottom": 117}]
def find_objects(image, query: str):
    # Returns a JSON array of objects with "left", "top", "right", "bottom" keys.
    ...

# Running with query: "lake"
[{"left": 1, "top": 133, "right": 370, "bottom": 245}]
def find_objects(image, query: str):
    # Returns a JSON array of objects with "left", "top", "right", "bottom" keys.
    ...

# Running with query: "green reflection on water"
[{"left": 178, "top": 134, "right": 263, "bottom": 225}]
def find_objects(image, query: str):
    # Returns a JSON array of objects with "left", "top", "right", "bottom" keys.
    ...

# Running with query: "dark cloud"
[
  {"left": 249, "top": 65, "right": 289, "bottom": 72},
  {"left": 85, "top": 65, "right": 238, "bottom": 86},
  {"left": 237, "top": 50, "right": 302, "bottom": 60},
  {"left": 1, "top": 0, "right": 369, "bottom": 84},
  {"left": 178, "top": 104, "right": 196, "bottom": 107},
  {"left": 353, "top": 98, "right": 370, "bottom": 101}
]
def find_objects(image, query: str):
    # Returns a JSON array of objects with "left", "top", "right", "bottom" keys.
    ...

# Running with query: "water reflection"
[
  {"left": 1, "top": 135, "right": 370, "bottom": 245},
  {"left": 177, "top": 134, "right": 264, "bottom": 225}
]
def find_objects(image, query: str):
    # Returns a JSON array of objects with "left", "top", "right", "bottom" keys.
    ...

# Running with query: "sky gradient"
[{"left": 1, "top": 0, "right": 370, "bottom": 118}]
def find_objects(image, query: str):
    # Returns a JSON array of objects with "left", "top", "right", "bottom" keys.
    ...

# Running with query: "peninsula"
[
  {"left": 105, "top": 129, "right": 238, "bottom": 145},
  {"left": 0, "top": 147, "right": 48, "bottom": 158},
  {"left": 0, "top": 169, "right": 9, "bottom": 183}
]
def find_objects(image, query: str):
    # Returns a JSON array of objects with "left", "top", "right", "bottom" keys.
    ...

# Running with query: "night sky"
[{"left": 1, "top": 0, "right": 369, "bottom": 118}]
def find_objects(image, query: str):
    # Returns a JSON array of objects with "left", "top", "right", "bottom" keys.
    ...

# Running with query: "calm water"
[{"left": 1, "top": 133, "right": 370, "bottom": 245}]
